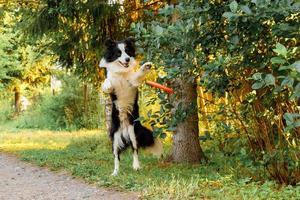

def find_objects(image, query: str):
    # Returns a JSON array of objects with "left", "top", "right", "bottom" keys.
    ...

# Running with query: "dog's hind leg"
[
  {"left": 111, "top": 134, "right": 121, "bottom": 176},
  {"left": 132, "top": 150, "right": 140, "bottom": 170},
  {"left": 128, "top": 125, "right": 140, "bottom": 170},
  {"left": 112, "top": 150, "right": 120, "bottom": 176}
]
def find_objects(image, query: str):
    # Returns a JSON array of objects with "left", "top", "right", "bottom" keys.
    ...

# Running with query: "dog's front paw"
[
  {"left": 111, "top": 170, "right": 118, "bottom": 176},
  {"left": 141, "top": 62, "right": 153, "bottom": 72},
  {"left": 102, "top": 79, "right": 113, "bottom": 93}
]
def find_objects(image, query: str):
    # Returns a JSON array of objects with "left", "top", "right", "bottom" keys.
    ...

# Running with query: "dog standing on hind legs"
[{"left": 99, "top": 38, "right": 163, "bottom": 176}]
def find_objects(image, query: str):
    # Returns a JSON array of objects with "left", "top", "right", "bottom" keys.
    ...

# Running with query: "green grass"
[{"left": 0, "top": 127, "right": 299, "bottom": 199}]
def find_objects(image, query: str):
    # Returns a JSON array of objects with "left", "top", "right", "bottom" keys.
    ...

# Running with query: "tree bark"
[
  {"left": 171, "top": 80, "right": 205, "bottom": 163},
  {"left": 83, "top": 83, "right": 88, "bottom": 113},
  {"left": 14, "top": 87, "right": 21, "bottom": 114}
]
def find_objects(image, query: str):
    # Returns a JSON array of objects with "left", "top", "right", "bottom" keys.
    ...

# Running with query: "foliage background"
[
  {"left": 132, "top": 0, "right": 300, "bottom": 184},
  {"left": 0, "top": 0, "right": 300, "bottom": 198}
]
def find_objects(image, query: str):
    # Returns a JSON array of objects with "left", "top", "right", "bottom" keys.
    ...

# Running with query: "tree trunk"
[
  {"left": 171, "top": 80, "right": 205, "bottom": 163},
  {"left": 83, "top": 83, "right": 88, "bottom": 113},
  {"left": 14, "top": 87, "right": 21, "bottom": 114},
  {"left": 167, "top": 0, "right": 204, "bottom": 163}
]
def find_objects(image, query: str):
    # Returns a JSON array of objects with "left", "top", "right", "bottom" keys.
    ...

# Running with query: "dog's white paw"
[
  {"left": 133, "top": 162, "right": 141, "bottom": 171},
  {"left": 111, "top": 170, "right": 118, "bottom": 176},
  {"left": 102, "top": 79, "right": 113, "bottom": 93},
  {"left": 141, "top": 62, "right": 153, "bottom": 72}
]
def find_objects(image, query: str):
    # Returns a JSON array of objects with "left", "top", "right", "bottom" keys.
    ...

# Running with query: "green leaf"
[
  {"left": 240, "top": 148, "right": 247, "bottom": 156},
  {"left": 252, "top": 81, "right": 264, "bottom": 90},
  {"left": 279, "top": 65, "right": 293, "bottom": 71},
  {"left": 279, "top": 61, "right": 300, "bottom": 72},
  {"left": 231, "top": 35, "right": 239, "bottom": 45},
  {"left": 273, "top": 43, "right": 287, "bottom": 57},
  {"left": 251, "top": 0, "right": 257, "bottom": 4},
  {"left": 154, "top": 25, "right": 164, "bottom": 35},
  {"left": 284, "top": 113, "right": 300, "bottom": 126},
  {"left": 252, "top": 72, "right": 262, "bottom": 80},
  {"left": 271, "top": 57, "right": 285, "bottom": 64},
  {"left": 230, "top": 1, "right": 238, "bottom": 13},
  {"left": 294, "top": 120, "right": 300, "bottom": 128},
  {"left": 222, "top": 12, "right": 236, "bottom": 20},
  {"left": 240, "top": 5, "right": 252, "bottom": 14},
  {"left": 160, "top": 132, "right": 167, "bottom": 139},
  {"left": 265, "top": 74, "right": 275, "bottom": 86},
  {"left": 291, "top": 61, "right": 300, "bottom": 72},
  {"left": 281, "top": 76, "right": 294, "bottom": 87}
]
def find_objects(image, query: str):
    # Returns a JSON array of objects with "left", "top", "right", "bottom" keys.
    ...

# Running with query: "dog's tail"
[{"left": 135, "top": 124, "right": 163, "bottom": 157}]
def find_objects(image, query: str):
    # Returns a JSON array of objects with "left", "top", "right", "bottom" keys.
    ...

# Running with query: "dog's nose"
[{"left": 125, "top": 57, "right": 130, "bottom": 63}]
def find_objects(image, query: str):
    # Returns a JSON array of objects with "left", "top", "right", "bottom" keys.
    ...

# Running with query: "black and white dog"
[{"left": 99, "top": 38, "right": 163, "bottom": 176}]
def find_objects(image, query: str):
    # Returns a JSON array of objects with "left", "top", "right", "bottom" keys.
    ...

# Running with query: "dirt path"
[{"left": 0, "top": 153, "right": 138, "bottom": 200}]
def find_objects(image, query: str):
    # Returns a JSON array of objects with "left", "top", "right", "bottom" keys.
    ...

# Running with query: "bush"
[
  {"left": 9, "top": 74, "right": 105, "bottom": 130},
  {"left": 0, "top": 96, "right": 14, "bottom": 124},
  {"left": 133, "top": 0, "right": 300, "bottom": 184}
]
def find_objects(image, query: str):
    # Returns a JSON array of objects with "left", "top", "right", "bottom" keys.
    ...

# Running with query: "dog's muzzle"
[{"left": 118, "top": 61, "right": 129, "bottom": 68}]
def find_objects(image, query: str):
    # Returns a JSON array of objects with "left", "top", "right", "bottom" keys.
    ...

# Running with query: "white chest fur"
[
  {"left": 100, "top": 59, "right": 151, "bottom": 114},
  {"left": 107, "top": 71, "right": 137, "bottom": 113}
]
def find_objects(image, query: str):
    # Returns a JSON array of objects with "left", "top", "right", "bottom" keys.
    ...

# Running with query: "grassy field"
[{"left": 0, "top": 127, "right": 299, "bottom": 200}]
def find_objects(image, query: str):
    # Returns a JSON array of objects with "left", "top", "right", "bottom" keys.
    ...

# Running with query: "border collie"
[{"left": 99, "top": 38, "right": 163, "bottom": 176}]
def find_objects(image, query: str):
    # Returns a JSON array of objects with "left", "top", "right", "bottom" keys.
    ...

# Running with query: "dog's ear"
[
  {"left": 105, "top": 38, "right": 116, "bottom": 48},
  {"left": 124, "top": 37, "right": 136, "bottom": 57},
  {"left": 125, "top": 37, "right": 135, "bottom": 46}
]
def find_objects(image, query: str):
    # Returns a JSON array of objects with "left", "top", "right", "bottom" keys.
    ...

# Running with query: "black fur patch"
[
  {"left": 104, "top": 39, "right": 121, "bottom": 62},
  {"left": 124, "top": 37, "right": 136, "bottom": 58},
  {"left": 109, "top": 93, "right": 120, "bottom": 140},
  {"left": 110, "top": 92, "right": 154, "bottom": 152}
]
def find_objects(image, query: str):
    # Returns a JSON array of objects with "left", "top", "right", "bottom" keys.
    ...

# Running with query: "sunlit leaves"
[
  {"left": 153, "top": 25, "right": 164, "bottom": 35},
  {"left": 251, "top": 81, "right": 264, "bottom": 89},
  {"left": 252, "top": 72, "right": 262, "bottom": 80},
  {"left": 281, "top": 76, "right": 294, "bottom": 88},
  {"left": 222, "top": 12, "right": 236, "bottom": 20},
  {"left": 240, "top": 5, "right": 252, "bottom": 15},
  {"left": 264, "top": 74, "right": 275, "bottom": 86},
  {"left": 0, "top": 9, "right": 52, "bottom": 94},
  {"left": 283, "top": 113, "right": 300, "bottom": 131},
  {"left": 229, "top": 1, "right": 238, "bottom": 13},
  {"left": 271, "top": 57, "right": 285, "bottom": 64},
  {"left": 291, "top": 61, "right": 300, "bottom": 72},
  {"left": 26, "top": 0, "right": 122, "bottom": 82}
]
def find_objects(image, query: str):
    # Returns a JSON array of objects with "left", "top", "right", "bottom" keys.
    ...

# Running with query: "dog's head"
[{"left": 99, "top": 38, "right": 137, "bottom": 73}]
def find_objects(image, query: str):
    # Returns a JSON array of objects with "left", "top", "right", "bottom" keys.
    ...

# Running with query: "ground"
[
  {"left": 0, "top": 153, "right": 137, "bottom": 200},
  {"left": 0, "top": 128, "right": 299, "bottom": 199}
]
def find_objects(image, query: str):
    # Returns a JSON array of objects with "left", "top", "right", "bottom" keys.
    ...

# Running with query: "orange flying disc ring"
[{"left": 145, "top": 81, "right": 174, "bottom": 94}]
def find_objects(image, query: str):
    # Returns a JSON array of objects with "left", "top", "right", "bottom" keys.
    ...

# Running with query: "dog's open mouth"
[{"left": 118, "top": 61, "right": 129, "bottom": 68}]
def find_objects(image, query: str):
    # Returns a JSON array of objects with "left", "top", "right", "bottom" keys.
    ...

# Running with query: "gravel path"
[{"left": 0, "top": 153, "right": 138, "bottom": 200}]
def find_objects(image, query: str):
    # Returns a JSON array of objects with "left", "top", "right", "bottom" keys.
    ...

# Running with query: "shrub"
[
  {"left": 133, "top": 0, "right": 300, "bottom": 184},
  {"left": 0, "top": 96, "right": 14, "bottom": 124},
  {"left": 9, "top": 74, "right": 105, "bottom": 130}
]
